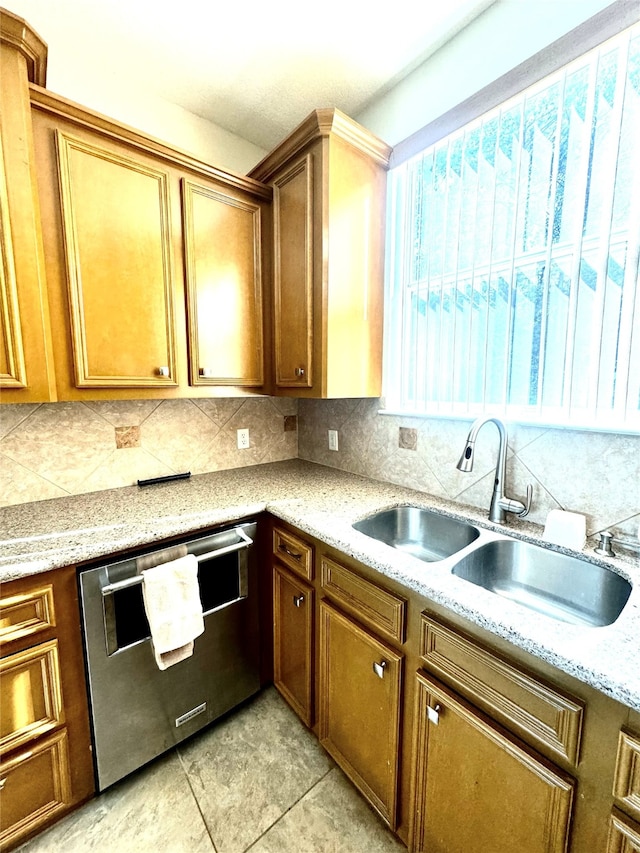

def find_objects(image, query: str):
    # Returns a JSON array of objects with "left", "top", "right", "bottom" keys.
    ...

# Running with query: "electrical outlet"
[
  {"left": 328, "top": 429, "right": 339, "bottom": 451},
  {"left": 237, "top": 428, "right": 250, "bottom": 449}
]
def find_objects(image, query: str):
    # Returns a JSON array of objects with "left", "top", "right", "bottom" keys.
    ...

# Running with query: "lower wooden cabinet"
[
  {"left": 273, "top": 563, "right": 314, "bottom": 726},
  {"left": 410, "top": 669, "right": 574, "bottom": 853},
  {"left": 0, "top": 567, "right": 94, "bottom": 849},
  {"left": 318, "top": 599, "right": 403, "bottom": 828},
  {"left": 266, "top": 522, "right": 639, "bottom": 852}
]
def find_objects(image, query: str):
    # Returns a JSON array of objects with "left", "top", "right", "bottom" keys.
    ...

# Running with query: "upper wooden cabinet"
[
  {"left": 250, "top": 109, "right": 391, "bottom": 398},
  {"left": 29, "top": 87, "right": 271, "bottom": 400},
  {"left": 0, "top": 10, "right": 56, "bottom": 402}
]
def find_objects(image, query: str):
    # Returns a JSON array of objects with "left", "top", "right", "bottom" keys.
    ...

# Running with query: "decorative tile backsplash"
[
  {"left": 2, "top": 394, "right": 639, "bottom": 554},
  {"left": 298, "top": 398, "right": 640, "bottom": 550},
  {"left": 0, "top": 397, "right": 298, "bottom": 507}
]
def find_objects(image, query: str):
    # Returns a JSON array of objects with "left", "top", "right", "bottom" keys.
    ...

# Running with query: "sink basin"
[
  {"left": 353, "top": 506, "right": 480, "bottom": 563},
  {"left": 451, "top": 539, "right": 631, "bottom": 627}
]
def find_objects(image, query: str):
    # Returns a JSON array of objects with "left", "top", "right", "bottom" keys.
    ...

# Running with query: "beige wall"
[
  {"left": 0, "top": 398, "right": 297, "bottom": 507},
  {"left": 357, "top": 0, "right": 616, "bottom": 146},
  {"left": 298, "top": 398, "right": 640, "bottom": 552}
]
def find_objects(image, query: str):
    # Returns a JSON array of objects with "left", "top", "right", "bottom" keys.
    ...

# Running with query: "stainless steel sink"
[
  {"left": 451, "top": 539, "right": 631, "bottom": 627},
  {"left": 353, "top": 506, "right": 480, "bottom": 563}
]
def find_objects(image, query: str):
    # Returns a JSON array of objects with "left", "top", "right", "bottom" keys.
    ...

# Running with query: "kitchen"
[{"left": 1, "top": 0, "right": 640, "bottom": 850}]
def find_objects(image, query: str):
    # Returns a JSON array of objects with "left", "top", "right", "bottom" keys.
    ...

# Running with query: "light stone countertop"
[{"left": 1, "top": 458, "right": 639, "bottom": 712}]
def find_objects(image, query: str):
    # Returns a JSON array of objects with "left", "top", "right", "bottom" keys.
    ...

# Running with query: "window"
[{"left": 385, "top": 20, "right": 640, "bottom": 432}]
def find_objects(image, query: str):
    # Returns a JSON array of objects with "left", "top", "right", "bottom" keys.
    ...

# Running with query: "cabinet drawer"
[
  {"left": 420, "top": 613, "right": 583, "bottom": 766},
  {"left": 607, "top": 809, "right": 640, "bottom": 852},
  {"left": 0, "top": 585, "right": 55, "bottom": 646},
  {"left": 614, "top": 730, "right": 640, "bottom": 822},
  {"left": 0, "top": 729, "right": 72, "bottom": 848},
  {"left": 321, "top": 556, "right": 405, "bottom": 644},
  {"left": 273, "top": 526, "right": 313, "bottom": 580},
  {"left": 1, "top": 639, "right": 64, "bottom": 755}
]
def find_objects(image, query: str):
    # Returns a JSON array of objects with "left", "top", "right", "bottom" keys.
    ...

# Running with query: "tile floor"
[{"left": 17, "top": 687, "right": 406, "bottom": 853}]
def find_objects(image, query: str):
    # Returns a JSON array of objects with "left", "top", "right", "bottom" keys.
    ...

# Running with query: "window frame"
[{"left": 383, "top": 0, "right": 640, "bottom": 435}]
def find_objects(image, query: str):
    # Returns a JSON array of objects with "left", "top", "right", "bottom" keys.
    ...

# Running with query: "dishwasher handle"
[{"left": 100, "top": 526, "right": 253, "bottom": 597}]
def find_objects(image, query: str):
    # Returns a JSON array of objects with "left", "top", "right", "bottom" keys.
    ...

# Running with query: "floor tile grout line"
[
  {"left": 175, "top": 746, "right": 220, "bottom": 853},
  {"left": 242, "top": 765, "right": 336, "bottom": 853}
]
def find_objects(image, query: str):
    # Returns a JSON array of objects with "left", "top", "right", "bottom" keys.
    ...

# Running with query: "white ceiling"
[{"left": 6, "top": 0, "right": 495, "bottom": 150}]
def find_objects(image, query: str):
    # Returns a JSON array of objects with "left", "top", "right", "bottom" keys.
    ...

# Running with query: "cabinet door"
[
  {"left": 181, "top": 179, "right": 263, "bottom": 386},
  {"left": 273, "top": 564, "right": 313, "bottom": 726},
  {"left": 318, "top": 600, "right": 402, "bottom": 828},
  {"left": 0, "top": 729, "right": 72, "bottom": 849},
  {"left": 411, "top": 670, "right": 574, "bottom": 853},
  {"left": 0, "top": 639, "right": 63, "bottom": 755},
  {"left": 272, "top": 152, "right": 313, "bottom": 388},
  {"left": 56, "top": 130, "right": 177, "bottom": 387}
]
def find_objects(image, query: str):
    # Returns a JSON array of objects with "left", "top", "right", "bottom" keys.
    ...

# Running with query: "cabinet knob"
[
  {"left": 156, "top": 366, "right": 170, "bottom": 377},
  {"left": 427, "top": 703, "right": 441, "bottom": 725},
  {"left": 278, "top": 544, "right": 302, "bottom": 561},
  {"left": 295, "top": 367, "right": 305, "bottom": 377},
  {"left": 293, "top": 593, "right": 305, "bottom": 608},
  {"left": 373, "top": 660, "right": 387, "bottom": 679},
  {"left": 199, "top": 367, "right": 215, "bottom": 378}
]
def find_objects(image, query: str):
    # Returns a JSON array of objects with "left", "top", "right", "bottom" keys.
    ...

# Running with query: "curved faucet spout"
[
  {"left": 456, "top": 416, "right": 531, "bottom": 524},
  {"left": 456, "top": 416, "right": 506, "bottom": 475}
]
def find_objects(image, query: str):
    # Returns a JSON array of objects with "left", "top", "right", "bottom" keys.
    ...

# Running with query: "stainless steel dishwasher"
[{"left": 78, "top": 520, "right": 260, "bottom": 791}]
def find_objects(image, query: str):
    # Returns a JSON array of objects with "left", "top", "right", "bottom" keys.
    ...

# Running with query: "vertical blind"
[{"left": 385, "top": 22, "right": 640, "bottom": 432}]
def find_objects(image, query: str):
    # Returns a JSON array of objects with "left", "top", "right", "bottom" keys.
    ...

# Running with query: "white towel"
[{"left": 141, "top": 553, "right": 204, "bottom": 670}]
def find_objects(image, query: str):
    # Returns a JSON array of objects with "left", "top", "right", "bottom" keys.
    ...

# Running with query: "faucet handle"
[
  {"left": 518, "top": 484, "right": 533, "bottom": 518},
  {"left": 498, "top": 484, "right": 533, "bottom": 519}
]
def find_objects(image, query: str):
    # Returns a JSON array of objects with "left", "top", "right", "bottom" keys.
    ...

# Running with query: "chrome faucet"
[{"left": 456, "top": 416, "right": 532, "bottom": 524}]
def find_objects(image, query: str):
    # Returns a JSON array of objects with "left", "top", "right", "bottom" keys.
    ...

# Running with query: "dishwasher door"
[{"left": 78, "top": 521, "right": 260, "bottom": 791}]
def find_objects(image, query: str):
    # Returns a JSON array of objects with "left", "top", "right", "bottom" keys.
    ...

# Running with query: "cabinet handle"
[
  {"left": 295, "top": 367, "right": 305, "bottom": 377},
  {"left": 199, "top": 367, "right": 215, "bottom": 378},
  {"left": 156, "top": 366, "right": 170, "bottom": 377},
  {"left": 293, "top": 593, "right": 305, "bottom": 608},
  {"left": 373, "top": 660, "right": 387, "bottom": 679},
  {"left": 0, "top": 777, "right": 6, "bottom": 791},
  {"left": 279, "top": 544, "right": 302, "bottom": 561},
  {"left": 427, "top": 703, "right": 441, "bottom": 725}
]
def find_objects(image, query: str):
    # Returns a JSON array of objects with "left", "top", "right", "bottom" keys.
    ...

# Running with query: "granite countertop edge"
[{"left": 1, "top": 459, "right": 639, "bottom": 713}]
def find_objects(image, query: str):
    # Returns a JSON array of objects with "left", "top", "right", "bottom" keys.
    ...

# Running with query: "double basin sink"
[{"left": 352, "top": 505, "right": 632, "bottom": 628}]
